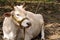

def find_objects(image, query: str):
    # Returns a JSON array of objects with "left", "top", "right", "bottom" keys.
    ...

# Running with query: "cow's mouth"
[
  {"left": 20, "top": 19, "right": 31, "bottom": 28},
  {"left": 19, "top": 18, "right": 31, "bottom": 28}
]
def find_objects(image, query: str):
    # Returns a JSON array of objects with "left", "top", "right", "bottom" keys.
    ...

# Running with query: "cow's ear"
[{"left": 3, "top": 12, "right": 11, "bottom": 17}]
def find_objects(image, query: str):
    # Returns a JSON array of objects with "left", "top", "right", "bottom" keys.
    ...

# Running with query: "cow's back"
[{"left": 25, "top": 11, "right": 44, "bottom": 38}]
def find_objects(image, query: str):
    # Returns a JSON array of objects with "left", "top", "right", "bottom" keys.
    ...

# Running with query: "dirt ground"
[{"left": 0, "top": 2, "right": 60, "bottom": 40}]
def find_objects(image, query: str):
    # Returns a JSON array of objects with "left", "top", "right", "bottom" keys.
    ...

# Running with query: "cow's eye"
[{"left": 17, "top": 14, "right": 20, "bottom": 16}]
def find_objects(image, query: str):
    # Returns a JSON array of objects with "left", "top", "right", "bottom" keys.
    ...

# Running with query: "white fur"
[
  {"left": 2, "top": 5, "right": 45, "bottom": 40},
  {"left": 24, "top": 11, "right": 45, "bottom": 40},
  {"left": 2, "top": 17, "right": 17, "bottom": 40},
  {"left": 21, "top": 19, "right": 31, "bottom": 27}
]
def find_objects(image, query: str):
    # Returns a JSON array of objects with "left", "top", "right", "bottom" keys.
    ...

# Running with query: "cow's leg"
[
  {"left": 3, "top": 37, "right": 15, "bottom": 40},
  {"left": 3, "top": 31, "right": 9, "bottom": 40},
  {"left": 3, "top": 38, "right": 14, "bottom": 40},
  {"left": 3, "top": 38, "right": 9, "bottom": 40},
  {"left": 3, "top": 35, "right": 15, "bottom": 40},
  {"left": 41, "top": 24, "right": 45, "bottom": 40},
  {"left": 3, "top": 31, "right": 15, "bottom": 40},
  {"left": 24, "top": 33, "right": 32, "bottom": 40},
  {"left": 25, "top": 34, "right": 31, "bottom": 40}
]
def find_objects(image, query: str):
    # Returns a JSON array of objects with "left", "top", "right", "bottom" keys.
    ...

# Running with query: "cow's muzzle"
[{"left": 19, "top": 18, "right": 31, "bottom": 28}]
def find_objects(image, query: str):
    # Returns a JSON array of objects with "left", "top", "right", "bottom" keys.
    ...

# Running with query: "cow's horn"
[{"left": 22, "top": 2, "right": 27, "bottom": 8}]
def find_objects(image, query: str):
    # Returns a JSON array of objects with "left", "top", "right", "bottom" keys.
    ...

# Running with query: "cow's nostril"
[{"left": 27, "top": 22, "right": 31, "bottom": 27}]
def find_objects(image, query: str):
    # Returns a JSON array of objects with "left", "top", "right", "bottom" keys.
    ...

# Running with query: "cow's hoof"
[{"left": 41, "top": 38, "right": 45, "bottom": 40}]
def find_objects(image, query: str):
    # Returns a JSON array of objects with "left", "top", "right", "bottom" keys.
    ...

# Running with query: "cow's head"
[{"left": 3, "top": 5, "right": 31, "bottom": 28}]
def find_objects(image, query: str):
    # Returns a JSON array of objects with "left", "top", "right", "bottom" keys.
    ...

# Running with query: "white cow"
[{"left": 2, "top": 5, "right": 45, "bottom": 40}]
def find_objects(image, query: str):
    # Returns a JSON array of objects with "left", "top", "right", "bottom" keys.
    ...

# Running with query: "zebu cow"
[{"left": 2, "top": 5, "right": 45, "bottom": 40}]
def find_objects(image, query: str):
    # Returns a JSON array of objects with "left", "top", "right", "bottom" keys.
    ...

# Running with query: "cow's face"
[{"left": 4, "top": 5, "right": 31, "bottom": 28}]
